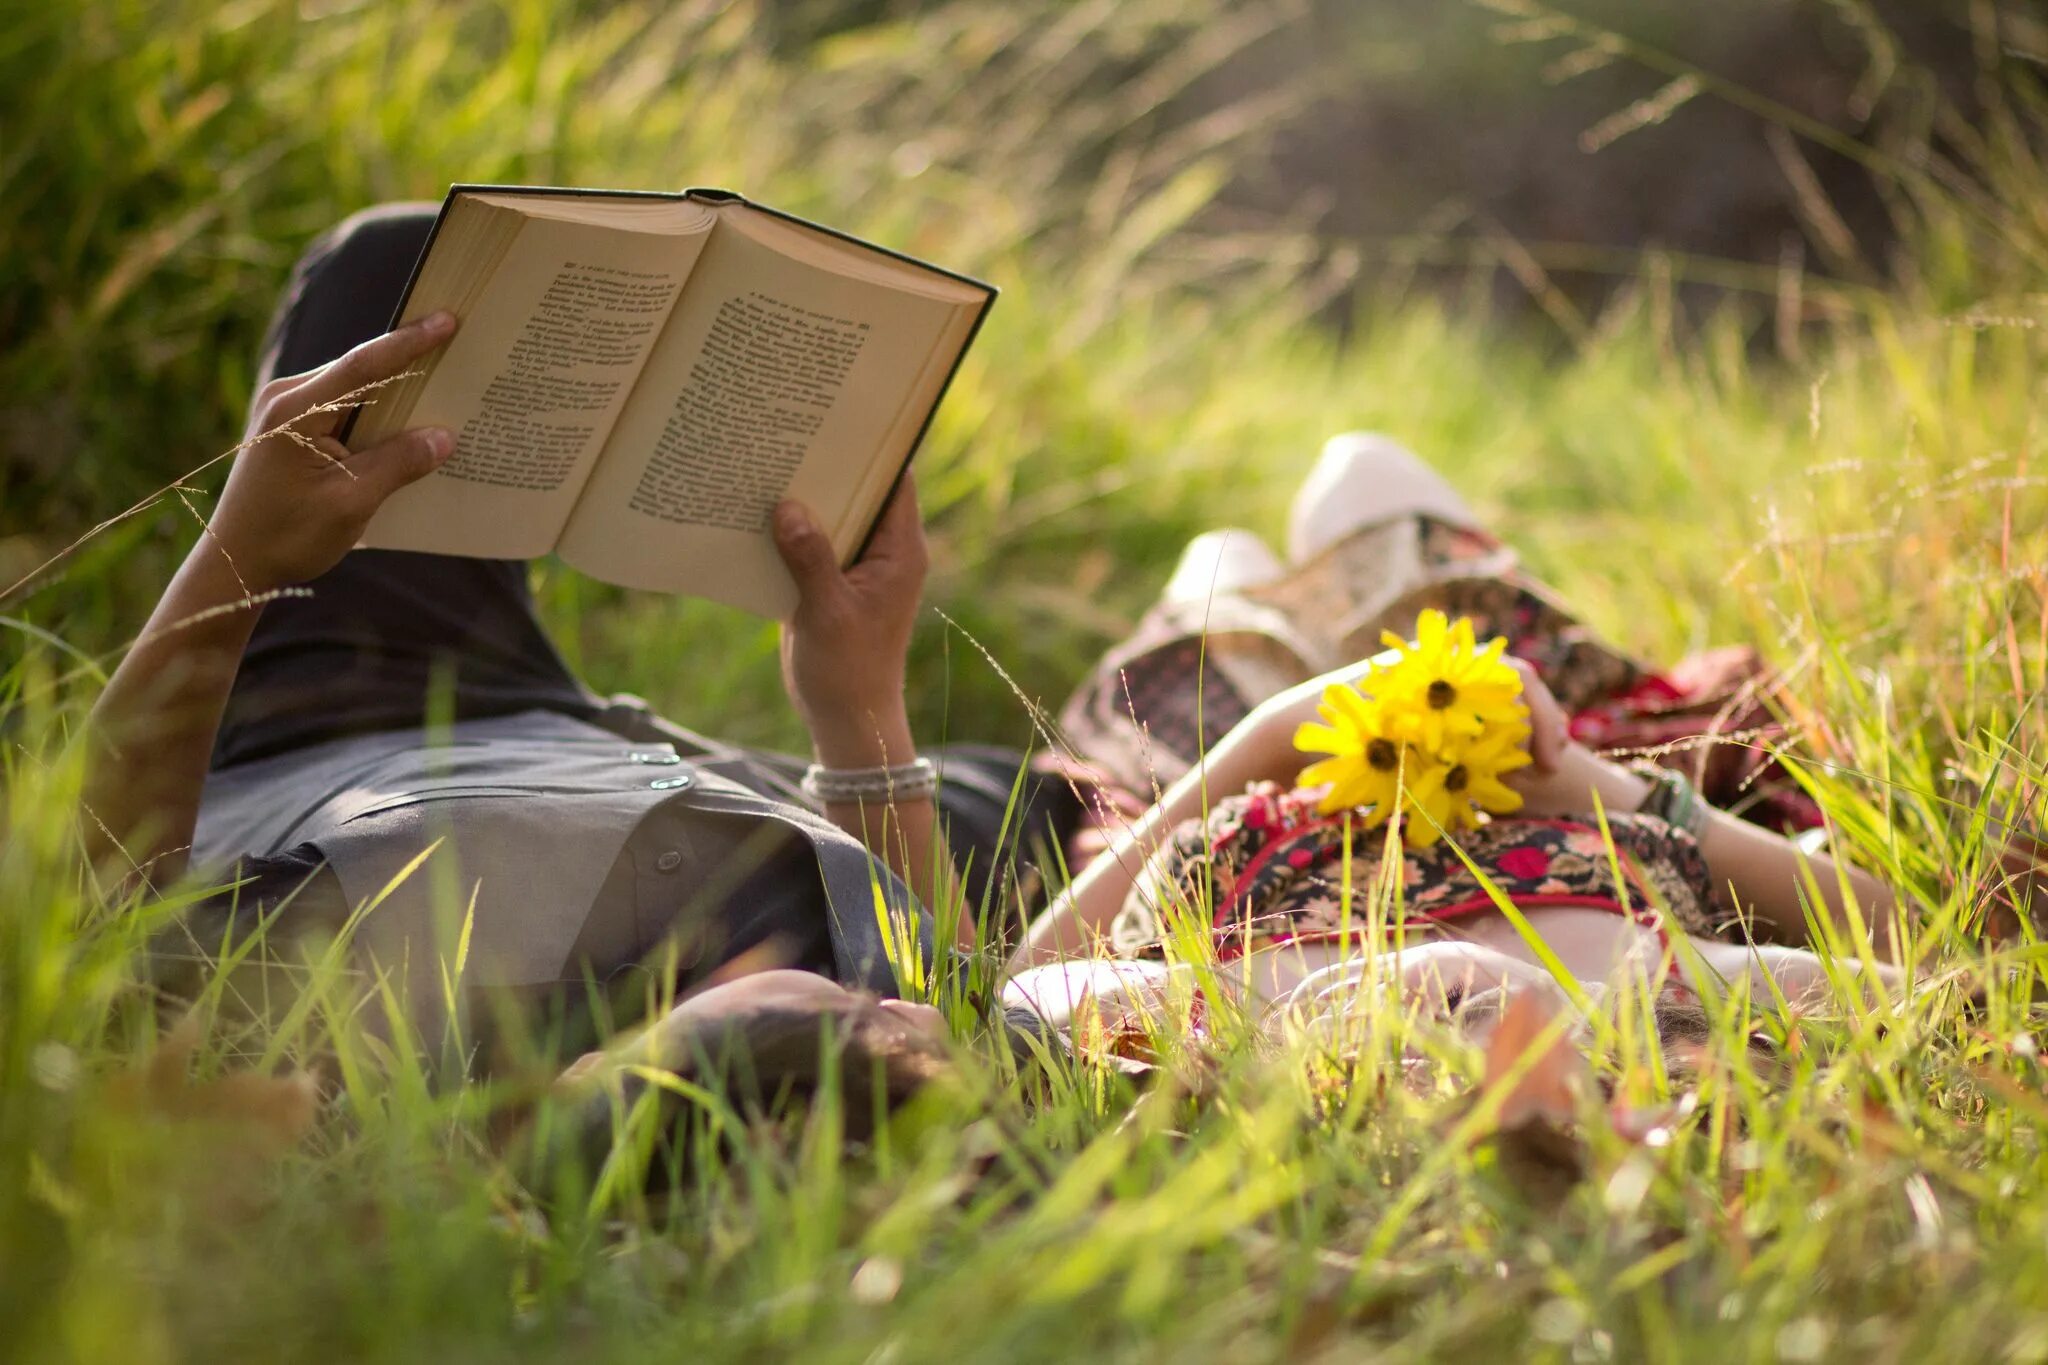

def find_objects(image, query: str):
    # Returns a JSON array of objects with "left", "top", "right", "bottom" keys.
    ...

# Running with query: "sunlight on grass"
[{"left": 4, "top": 0, "right": 2047, "bottom": 1360}]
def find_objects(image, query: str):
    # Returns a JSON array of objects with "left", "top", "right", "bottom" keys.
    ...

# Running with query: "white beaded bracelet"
[{"left": 801, "top": 757, "right": 939, "bottom": 804}]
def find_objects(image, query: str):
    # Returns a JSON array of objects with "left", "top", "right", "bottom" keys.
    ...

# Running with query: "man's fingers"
[
  {"left": 274, "top": 311, "right": 458, "bottom": 429},
  {"left": 773, "top": 500, "right": 846, "bottom": 609},
  {"left": 874, "top": 475, "right": 920, "bottom": 542},
  {"left": 847, "top": 478, "right": 929, "bottom": 585},
  {"left": 854, "top": 475, "right": 929, "bottom": 576},
  {"left": 344, "top": 426, "right": 456, "bottom": 504}
]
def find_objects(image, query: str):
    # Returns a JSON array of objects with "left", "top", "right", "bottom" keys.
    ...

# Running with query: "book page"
[
  {"left": 557, "top": 224, "right": 963, "bottom": 615},
  {"left": 358, "top": 215, "right": 708, "bottom": 558}
]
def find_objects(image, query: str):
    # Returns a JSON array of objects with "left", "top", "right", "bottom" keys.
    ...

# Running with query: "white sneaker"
[
  {"left": 1159, "top": 527, "right": 1286, "bottom": 604},
  {"left": 1285, "top": 432, "right": 1479, "bottom": 564}
]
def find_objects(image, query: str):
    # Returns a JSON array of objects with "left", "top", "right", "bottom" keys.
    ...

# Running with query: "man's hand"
[
  {"left": 210, "top": 312, "right": 459, "bottom": 592},
  {"left": 771, "top": 478, "right": 960, "bottom": 940},
  {"left": 84, "top": 312, "right": 457, "bottom": 883},
  {"left": 771, "top": 477, "right": 928, "bottom": 766}
]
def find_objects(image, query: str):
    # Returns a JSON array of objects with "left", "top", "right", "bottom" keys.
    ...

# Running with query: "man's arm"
[
  {"left": 769, "top": 479, "right": 970, "bottom": 947},
  {"left": 83, "top": 313, "right": 459, "bottom": 885},
  {"left": 83, "top": 533, "right": 268, "bottom": 882}
]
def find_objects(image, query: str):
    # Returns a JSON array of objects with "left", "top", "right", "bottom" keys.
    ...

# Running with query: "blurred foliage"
[
  {"left": 1, "top": 0, "right": 1333, "bottom": 742},
  {"left": 1224, "top": 0, "right": 2022, "bottom": 307}
]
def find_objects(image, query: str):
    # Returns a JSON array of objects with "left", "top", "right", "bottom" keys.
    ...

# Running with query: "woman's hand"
[
  {"left": 1507, "top": 657, "right": 1569, "bottom": 778},
  {"left": 771, "top": 476, "right": 928, "bottom": 766},
  {"left": 1219, "top": 652, "right": 1573, "bottom": 792},
  {"left": 1505, "top": 662, "right": 1657, "bottom": 818},
  {"left": 211, "top": 312, "right": 459, "bottom": 592}
]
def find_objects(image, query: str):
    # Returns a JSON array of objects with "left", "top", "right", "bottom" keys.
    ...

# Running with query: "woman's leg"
[{"left": 213, "top": 205, "right": 600, "bottom": 768}]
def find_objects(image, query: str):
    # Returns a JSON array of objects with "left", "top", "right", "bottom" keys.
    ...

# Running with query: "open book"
[{"left": 344, "top": 185, "right": 994, "bottom": 617}]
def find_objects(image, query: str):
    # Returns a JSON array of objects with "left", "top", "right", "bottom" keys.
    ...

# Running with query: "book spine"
[
  {"left": 708, "top": 191, "right": 998, "bottom": 297},
  {"left": 846, "top": 287, "right": 997, "bottom": 568}
]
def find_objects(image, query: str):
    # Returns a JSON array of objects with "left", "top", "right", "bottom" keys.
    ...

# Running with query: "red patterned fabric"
[{"left": 1111, "top": 782, "right": 1722, "bottom": 961}]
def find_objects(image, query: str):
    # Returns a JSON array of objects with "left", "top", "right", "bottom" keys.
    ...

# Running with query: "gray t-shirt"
[{"left": 176, "top": 711, "right": 926, "bottom": 1012}]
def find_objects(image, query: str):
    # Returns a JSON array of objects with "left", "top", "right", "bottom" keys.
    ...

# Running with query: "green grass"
[{"left": 6, "top": 0, "right": 2048, "bottom": 1360}]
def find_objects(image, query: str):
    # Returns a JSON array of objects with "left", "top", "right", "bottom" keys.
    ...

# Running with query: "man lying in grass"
[
  {"left": 85, "top": 205, "right": 1072, "bottom": 1078},
  {"left": 1005, "top": 438, "right": 1908, "bottom": 1049}
]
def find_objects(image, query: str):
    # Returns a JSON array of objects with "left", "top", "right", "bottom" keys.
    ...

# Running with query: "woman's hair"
[
  {"left": 1444, "top": 987, "right": 1783, "bottom": 1090},
  {"left": 1648, "top": 992, "right": 1785, "bottom": 1085}
]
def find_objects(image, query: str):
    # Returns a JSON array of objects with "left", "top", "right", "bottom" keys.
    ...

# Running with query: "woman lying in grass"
[{"left": 1006, "top": 439, "right": 1906, "bottom": 1043}]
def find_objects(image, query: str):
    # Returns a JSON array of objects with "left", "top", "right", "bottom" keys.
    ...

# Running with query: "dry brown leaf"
[
  {"left": 1485, "top": 989, "right": 1587, "bottom": 1130},
  {"left": 1467, "top": 991, "right": 1599, "bottom": 1202},
  {"left": 1492, "top": 1113, "right": 1589, "bottom": 1205},
  {"left": 107, "top": 1013, "right": 318, "bottom": 1159},
  {"left": 1284, "top": 1290, "right": 1346, "bottom": 1360}
]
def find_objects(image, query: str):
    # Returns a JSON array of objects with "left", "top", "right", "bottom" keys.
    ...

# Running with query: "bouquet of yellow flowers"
[{"left": 1292, "top": 610, "right": 1532, "bottom": 847}]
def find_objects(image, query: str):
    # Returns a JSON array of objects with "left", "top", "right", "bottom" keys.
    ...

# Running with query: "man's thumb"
[
  {"left": 350, "top": 426, "right": 454, "bottom": 502},
  {"left": 772, "top": 501, "right": 841, "bottom": 595}
]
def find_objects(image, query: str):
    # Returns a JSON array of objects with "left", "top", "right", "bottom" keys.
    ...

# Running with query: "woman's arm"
[
  {"left": 83, "top": 314, "right": 459, "bottom": 885},
  {"left": 1695, "top": 805, "right": 1901, "bottom": 954},
  {"left": 1008, "top": 654, "right": 1562, "bottom": 974},
  {"left": 770, "top": 480, "right": 966, "bottom": 946},
  {"left": 1009, "top": 704, "right": 1300, "bottom": 972},
  {"left": 1520, "top": 743, "right": 1900, "bottom": 954},
  {"left": 1505, "top": 664, "right": 1900, "bottom": 953}
]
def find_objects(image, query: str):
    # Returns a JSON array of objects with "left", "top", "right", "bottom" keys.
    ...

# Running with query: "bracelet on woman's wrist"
[
  {"left": 1630, "top": 762, "right": 1712, "bottom": 838},
  {"left": 801, "top": 757, "right": 938, "bottom": 804}
]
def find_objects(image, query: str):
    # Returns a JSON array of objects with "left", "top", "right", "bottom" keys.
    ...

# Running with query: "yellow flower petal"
[
  {"left": 1328, "top": 684, "right": 1379, "bottom": 731},
  {"left": 1468, "top": 776, "right": 1525, "bottom": 813},
  {"left": 1297, "top": 756, "right": 1354, "bottom": 790},
  {"left": 1417, "top": 609, "right": 1447, "bottom": 653},
  {"left": 1293, "top": 721, "right": 1356, "bottom": 756},
  {"left": 1449, "top": 614, "right": 1476, "bottom": 655}
]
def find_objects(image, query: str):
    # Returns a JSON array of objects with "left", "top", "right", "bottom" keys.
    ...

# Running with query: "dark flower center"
[
  {"left": 1444, "top": 764, "right": 1469, "bottom": 793},
  {"left": 1366, "top": 739, "right": 1401, "bottom": 771},
  {"left": 1427, "top": 679, "right": 1457, "bottom": 709}
]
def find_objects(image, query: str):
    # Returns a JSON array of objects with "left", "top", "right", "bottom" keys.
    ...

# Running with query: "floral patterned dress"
[{"left": 1110, "top": 781, "right": 1722, "bottom": 962}]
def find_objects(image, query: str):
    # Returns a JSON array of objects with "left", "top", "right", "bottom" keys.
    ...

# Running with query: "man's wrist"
[
  {"left": 807, "top": 700, "right": 917, "bottom": 769},
  {"left": 193, "top": 523, "right": 290, "bottom": 599}
]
